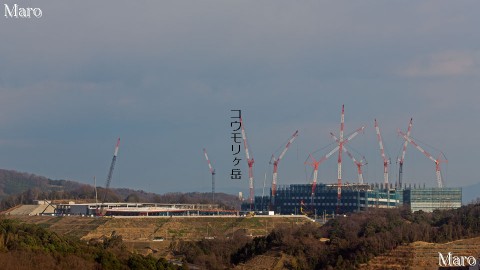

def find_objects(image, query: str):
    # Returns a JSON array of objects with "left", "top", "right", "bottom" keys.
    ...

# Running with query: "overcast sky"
[{"left": 1, "top": 1, "right": 479, "bottom": 196}]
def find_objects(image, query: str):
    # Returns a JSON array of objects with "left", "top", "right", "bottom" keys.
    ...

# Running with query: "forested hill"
[
  {"left": 0, "top": 169, "right": 241, "bottom": 211},
  {"left": 0, "top": 169, "right": 85, "bottom": 199},
  {"left": 235, "top": 205, "right": 480, "bottom": 269},
  {"left": 169, "top": 205, "right": 480, "bottom": 269}
]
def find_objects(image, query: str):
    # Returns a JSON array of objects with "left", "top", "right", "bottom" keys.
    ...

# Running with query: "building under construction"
[
  {"left": 239, "top": 105, "right": 462, "bottom": 215},
  {"left": 252, "top": 183, "right": 398, "bottom": 215},
  {"left": 243, "top": 184, "right": 461, "bottom": 214}
]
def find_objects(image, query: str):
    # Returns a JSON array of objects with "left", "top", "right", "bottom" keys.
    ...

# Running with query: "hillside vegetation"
[
  {"left": 163, "top": 204, "right": 480, "bottom": 269},
  {"left": 0, "top": 169, "right": 84, "bottom": 199},
  {"left": 6, "top": 204, "right": 480, "bottom": 269},
  {"left": 228, "top": 205, "right": 480, "bottom": 269},
  {"left": 0, "top": 218, "right": 185, "bottom": 270}
]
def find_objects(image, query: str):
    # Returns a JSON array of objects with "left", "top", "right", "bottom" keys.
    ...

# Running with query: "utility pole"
[{"left": 94, "top": 176, "right": 98, "bottom": 205}]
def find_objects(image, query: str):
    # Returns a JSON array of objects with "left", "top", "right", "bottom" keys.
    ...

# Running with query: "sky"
[{"left": 1, "top": 1, "right": 480, "bottom": 196}]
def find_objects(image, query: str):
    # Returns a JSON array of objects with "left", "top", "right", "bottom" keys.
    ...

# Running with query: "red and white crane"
[
  {"left": 305, "top": 147, "right": 340, "bottom": 188},
  {"left": 349, "top": 153, "right": 367, "bottom": 184},
  {"left": 398, "top": 130, "right": 447, "bottom": 188},
  {"left": 240, "top": 117, "right": 255, "bottom": 209},
  {"left": 398, "top": 118, "right": 413, "bottom": 188},
  {"left": 336, "top": 105, "right": 345, "bottom": 212},
  {"left": 305, "top": 154, "right": 321, "bottom": 201},
  {"left": 271, "top": 130, "right": 299, "bottom": 197},
  {"left": 305, "top": 126, "right": 364, "bottom": 202},
  {"left": 305, "top": 147, "right": 339, "bottom": 204},
  {"left": 330, "top": 131, "right": 367, "bottom": 184},
  {"left": 203, "top": 148, "right": 216, "bottom": 203},
  {"left": 375, "top": 119, "right": 389, "bottom": 189}
]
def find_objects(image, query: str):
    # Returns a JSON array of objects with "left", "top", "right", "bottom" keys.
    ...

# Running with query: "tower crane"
[
  {"left": 336, "top": 105, "right": 345, "bottom": 213},
  {"left": 375, "top": 119, "right": 389, "bottom": 189},
  {"left": 330, "top": 132, "right": 367, "bottom": 184},
  {"left": 305, "top": 149, "right": 335, "bottom": 204},
  {"left": 99, "top": 138, "right": 120, "bottom": 215},
  {"left": 271, "top": 130, "right": 299, "bottom": 197},
  {"left": 398, "top": 130, "right": 447, "bottom": 188},
  {"left": 398, "top": 118, "right": 413, "bottom": 188},
  {"left": 305, "top": 154, "right": 320, "bottom": 202},
  {"left": 203, "top": 148, "right": 216, "bottom": 203},
  {"left": 240, "top": 117, "right": 255, "bottom": 209},
  {"left": 305, "top": 126, "right": 364, "bottom": 204}
]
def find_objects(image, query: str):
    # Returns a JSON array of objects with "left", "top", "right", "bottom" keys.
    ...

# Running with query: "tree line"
[
  {"left": 0, "top": 218, "right": 187, "bottom": 270},
  {"left": 0, "top": 187, "right": 240, "bottom": 212},
  {"left": 169, "top": 204, "right": 480, "bottom": 269}
]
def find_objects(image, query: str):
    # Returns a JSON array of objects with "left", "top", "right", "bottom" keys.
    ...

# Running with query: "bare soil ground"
[
  {"left": 12, "top": 215, "right": 312, "bottom": 258},
  {"left": 359, "top": 237, "right": 480, "bottom": 270}
]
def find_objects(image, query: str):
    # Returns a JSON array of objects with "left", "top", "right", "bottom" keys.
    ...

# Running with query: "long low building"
[{"left": 55, "top": 202, "right": 237, "bottom": 216}]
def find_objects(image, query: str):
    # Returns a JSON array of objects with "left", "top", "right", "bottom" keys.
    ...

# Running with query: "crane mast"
[
  {"left": 336, "top": 105, "right": 345, "bottom": 213},
  {"left": 330, "top": 132, "right": 367, "bottom": 184},
  {"left": 304, "top": 137, "right": 350, "bottom": 203},
  {"left": 375, "top": 119, "right": 389, "bottom": 189},
  {"left": 398, "top": 130, "right": 446, "bottom": 188},
  {"left": 398, "top": 118, "right": 413, "bottom": 188},
  {"left": 328, "top": 106, "right": 364, "bottom": 213},
  {"left": 203, "top": 148, "right": 216, "bottom": 203},
  {"left": 305, "top": 145, "right": 339, "bottom": 204},
  {"left": 101, "top": 138, "right": 120, "bottom": 213},
  {"left": 353, "top": 155, "right": 367, "bottom": 184},
  {"left": 271, "top": 130, "right": 299, "bottom": 197},
  {"left": 305, "top": 154, "right": 320, "bottom": 202},
  {"left": 240, "top": 117, "right": 255, "bottom": 209},
  {"left": 305, "top": 153, "right": 329, "bottom": 202}
]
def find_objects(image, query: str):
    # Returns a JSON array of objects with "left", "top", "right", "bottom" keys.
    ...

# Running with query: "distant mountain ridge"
[
  {"left": 0, "top": 169, "right": 85, "bottom": 199},
  {"left": 0, "top": 168, "right": 240, "bottom": 210},
  {"left": 461, "top": 182, "right": 480, "bottom": 204}
]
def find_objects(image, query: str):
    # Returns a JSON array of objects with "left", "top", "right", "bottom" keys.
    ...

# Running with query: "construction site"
[
  {"left": 2, "top": 105, "right": 462, "bottom": 218},
  {"left": 0, "top": 104, "right": 465, "bottom": 269},
  {"left": 238, "top": 105, "right": 462, "bottom": 215}
]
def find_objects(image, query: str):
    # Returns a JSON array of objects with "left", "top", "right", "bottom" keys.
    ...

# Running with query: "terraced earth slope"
[
  {"left": 12, "top": 216, "right": 108, "bottom": 239},
  {"left": 11, "top": 215, "right": 312, "bottom": 256},
  {"left": 360, "top": 236, "right": 480, "bottom": 269}
]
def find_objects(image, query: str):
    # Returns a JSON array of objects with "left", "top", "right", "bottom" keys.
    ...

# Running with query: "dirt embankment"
[
  {"left": 12, "top": 215, "right": 312, "bottom": 257},
  {"left": 360, "top": 237, "right": 480, "bottom": 270}
]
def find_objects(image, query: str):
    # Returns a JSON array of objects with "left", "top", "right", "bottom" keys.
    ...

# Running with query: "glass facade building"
[
  {"left": 242, "top": 184, "right": 462, "bottom": 214},
  {"left": 243, "top": 183, "right": 399, "bottom": 214},
  {"left": 403, "top": 187, "right": 462, "bottom": 212}
]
